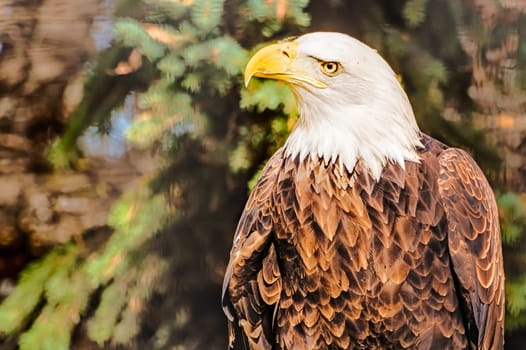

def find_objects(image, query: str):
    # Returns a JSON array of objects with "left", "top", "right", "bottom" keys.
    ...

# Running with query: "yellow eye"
[{"left": 320, "top": 61, "right": 342, "bottom": 76}]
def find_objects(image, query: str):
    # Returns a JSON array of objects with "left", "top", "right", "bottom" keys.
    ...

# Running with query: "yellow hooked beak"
[{"left": 244, "top": 41, "right": 327, "bottom": 89}]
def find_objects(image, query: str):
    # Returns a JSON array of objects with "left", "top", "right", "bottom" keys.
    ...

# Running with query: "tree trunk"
[{"left": 0, "top": 0, "right": 146, "bottom": 284}]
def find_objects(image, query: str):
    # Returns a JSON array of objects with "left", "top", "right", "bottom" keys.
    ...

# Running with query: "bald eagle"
[{"left": 222, "top": 32, "right": 504, "bottom": 350}]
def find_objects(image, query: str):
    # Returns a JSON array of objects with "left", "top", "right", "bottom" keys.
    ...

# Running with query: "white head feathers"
[{"left": 282, "top": 32, "right": 422, "bottom": 179}]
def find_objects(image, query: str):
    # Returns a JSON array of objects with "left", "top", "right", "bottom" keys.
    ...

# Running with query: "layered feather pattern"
[{"left": 222, "top": 135, "right": 504, "bottom": 349}]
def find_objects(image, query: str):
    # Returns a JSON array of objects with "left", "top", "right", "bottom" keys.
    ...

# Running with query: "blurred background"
[{"left": 0, "top": 0, "right": 525, "bottom": 349}]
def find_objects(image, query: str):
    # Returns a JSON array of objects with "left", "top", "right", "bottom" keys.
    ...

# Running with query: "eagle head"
[{"left": 244, "top": 32, "right": 423, "bottom": 179}]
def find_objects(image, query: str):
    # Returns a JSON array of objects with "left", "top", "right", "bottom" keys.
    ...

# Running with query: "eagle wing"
[
  {"left": 222, "top": 149, "right": 284, "bottom": 350},
  {"left": 437, "top": 148, "right": 505, "bottom": 350}
]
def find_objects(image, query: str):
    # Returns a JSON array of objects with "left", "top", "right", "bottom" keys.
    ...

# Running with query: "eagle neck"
[{"left": 283, "top": 98, "right": 422, "bottom": 180}]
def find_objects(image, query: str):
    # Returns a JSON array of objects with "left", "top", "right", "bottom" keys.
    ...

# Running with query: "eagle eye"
[{"left": 320, "top": 61, "right": 342, "bottom": 76}]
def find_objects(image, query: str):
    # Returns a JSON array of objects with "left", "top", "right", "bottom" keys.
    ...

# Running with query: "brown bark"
[{"left": 0, "top": 0, "right": 148, "bottom": 280}]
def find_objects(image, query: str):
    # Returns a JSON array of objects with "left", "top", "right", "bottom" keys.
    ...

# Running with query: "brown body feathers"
[{"left": 222, "top": 135, "right": 504, "bottom": 349}]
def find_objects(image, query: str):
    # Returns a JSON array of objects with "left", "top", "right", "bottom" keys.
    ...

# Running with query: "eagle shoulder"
[
  {"left": 437, "top": 147, "right": 505, "bottom": 350},
  {"left": 222, "top": 148, "right": 285, "bottom": 349}
]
